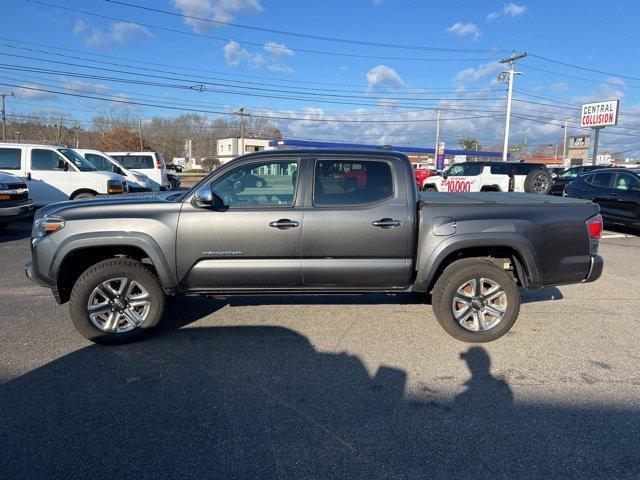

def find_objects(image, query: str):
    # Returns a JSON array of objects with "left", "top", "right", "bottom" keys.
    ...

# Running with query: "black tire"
[
  {"left": 523, "top": 169, "right": 552, "bottom": 195},
  {"left": 422, "top": 186, "right": 438, "bottom": 192},
  {"left": 432, "top": 258, "right": 520, "bottom": 343},
  {"left": 254, "top": 178, "right": 265, "bottom": 188},
  {"left": 72, "top": 192, "right": 97, "bottom": 200},
  {"left": 69, "top": 258, "right": 165, "bottom": 344}
]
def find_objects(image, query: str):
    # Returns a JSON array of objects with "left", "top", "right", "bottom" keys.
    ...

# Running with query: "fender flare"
[
  {"left": 50, "top": 231, "right": 177, "bottom": 289},
  {"left": 413, "top": 233, "right": 542, "bottom": 292}
]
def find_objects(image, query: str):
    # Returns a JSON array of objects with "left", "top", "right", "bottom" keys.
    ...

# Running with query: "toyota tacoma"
[{"left": 25, "top": 149, "right": 603, "bottom": 344}]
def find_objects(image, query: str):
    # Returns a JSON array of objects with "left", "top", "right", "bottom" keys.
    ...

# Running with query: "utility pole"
[
  {"left": 236, "top": 107, "right": 249, "bottom": 156},
  {"left": 74, "top": 125, "right": 80, "bottom": 148},
  {"left": 1, "top": 91, "right": 15, "bottom": 142},
  {"left": 498, "top": 51, "right": 527, "bottom": 161},
  {"left": 592, "top": 128, "right": 601, "bottom": 166},
  {"left": 434, "top": 108, "right": 440, "bottom": 169},
  {"left": 15, "top": 131, "right": 21, "bottom": 142},
  {"left": 562, "top": 117, "right": 570, "bottom": 167}
]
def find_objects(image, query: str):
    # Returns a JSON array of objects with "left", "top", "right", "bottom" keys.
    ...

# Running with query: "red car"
[{"left": 413, "top": 168, "right": 437, "bottom": 189}]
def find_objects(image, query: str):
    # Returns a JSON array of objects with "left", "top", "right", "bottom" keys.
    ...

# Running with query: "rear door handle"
[
  {"left": 269, "top": 219, "right": 299, "bottom": 229},
  {"left": 372, "top": 218, "right": 402, "bottom": 229}
]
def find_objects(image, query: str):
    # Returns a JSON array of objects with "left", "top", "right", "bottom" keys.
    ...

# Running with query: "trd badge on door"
[{"left": 201, "top": 251, "right": 243, "bottom": 257}]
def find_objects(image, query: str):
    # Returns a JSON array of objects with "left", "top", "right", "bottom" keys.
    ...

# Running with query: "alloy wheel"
[
  {"left": 87, "top": 277, "right": 151, "bottom": 333},
  {"left": 452, "top": 278, "right": 508, "bottom": 332}
]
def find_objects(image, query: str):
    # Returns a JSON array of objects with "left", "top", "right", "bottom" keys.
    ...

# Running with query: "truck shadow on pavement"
[{"left": 1, "top": 324, "right": 637, "bottom": 479}]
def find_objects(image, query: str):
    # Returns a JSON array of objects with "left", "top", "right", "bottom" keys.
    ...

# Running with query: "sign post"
[
  {"left": 580, "top": 99, "right": 619, "bottom": 166},
  {"left": 436, "top": 141, "right": 445, "bottom": 171}
]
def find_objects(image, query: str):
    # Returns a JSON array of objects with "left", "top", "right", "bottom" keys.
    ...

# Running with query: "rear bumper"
[{"left": 583, "top": 255, "right": 604, "bottom": 283}]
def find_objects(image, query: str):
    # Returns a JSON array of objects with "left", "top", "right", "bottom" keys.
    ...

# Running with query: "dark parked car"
[
  {"left": 232, "top": 171, "right": 268, "bottom": 190},
  {"left": 0, "top": 171, "right": 34, "bottom": 229},
  {"left": 551, "top": 165, "right": 610, "bottom": 196},
  {"left": 565, "top": 168, "right": 640, "bottom": 228},
  {"left": 25, "top": 149, "right": 603, "bottom": 345},
  {"left": 166, "top": 163, "right": 183, "bottom": 173}
]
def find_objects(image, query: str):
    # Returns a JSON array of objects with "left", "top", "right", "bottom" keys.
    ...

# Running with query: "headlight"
[
  {"left": 107, "top": 180, "right": 125, "bottom": 194},
  {"left": 33, "top": 216, "right": 65, "bottom": 238}
]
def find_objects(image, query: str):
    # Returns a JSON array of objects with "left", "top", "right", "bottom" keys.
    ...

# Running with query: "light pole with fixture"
[{"left": 498, "top": 51, "right": 527, "bottom": 162}]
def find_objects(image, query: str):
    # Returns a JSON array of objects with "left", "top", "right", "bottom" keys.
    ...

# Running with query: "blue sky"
[{"left": 2, "top": 0, "right": 639, "bottom": 156}]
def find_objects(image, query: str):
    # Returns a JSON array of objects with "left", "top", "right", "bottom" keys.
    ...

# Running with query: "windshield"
[{"left": 58, "top": 148, "right": 98, "bottom": 172}]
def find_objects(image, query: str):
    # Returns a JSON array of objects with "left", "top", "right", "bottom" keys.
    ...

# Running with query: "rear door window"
[
  {"left": 490, "top": 163, "right": 507, "bottom": 175},
  {"left": 313, "top": 159, "right": 393, "bottom": 206},
  {"left": 113, "top": 155, "right": 154, "bottom": 169},
  {"left": 589, "top": 172, "right": 614, "bottom": 188},
  {"left": 0, "top": 148, "right": 21, "bottom": 170}
]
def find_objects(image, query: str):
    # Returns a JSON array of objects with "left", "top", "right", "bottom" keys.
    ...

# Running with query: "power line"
[
  {"left": 0, "top": 82, "right": 505, "bottom": 124},
  {"left": 528, "top": 53, "right": 640, "bottom": 83},
  {"left": 520, "top": 63, "right": 640, "bottom": 90},
  {"left": 0, "top": 49, "right": 504, "bottom": 98},
  {"left": 0, "top": 37, "right": 494, "bottom": 90},
  {"left": 102, "top": 0, "right": 508, "bottom": 54},
  {"left": 23, "top": 1, "right": 501, "bottom": 62}
]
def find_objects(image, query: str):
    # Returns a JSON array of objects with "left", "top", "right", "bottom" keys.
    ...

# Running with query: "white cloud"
[
  {"left": 503, "top": 3, "right": 527, "bottom": 17},
  {"left": 171, "top": 0, "right": 263, "bottom": 32},
  {"left": 63, "top": 78, "right": 111, "bottom": 95},
  {"left": 486, "top": 3, "right": 526, "bottom": 22},
  {"left": 366, "top": 65, "right": 405, "bottom": 88},
  {"left": 79, "top": 22, "right": 153, "bottom": 49},
  {"left": 445, "top": 22, "right": 481, "bottom": 42},
  {"left": 14, "top": 84, "right": 58, "bottom": 101},
  {"left": 223, "top": 40, "right": 293, "bottom": 73},
  {"left": 454, "top": 61, "right": 501, "bottom": 83},
  {"left": 486, "top": 11, "right": 500, "bottom": 22},
  {"left": 263, "top": 41, "right": 294, "bottom": 58},
  {"left": 372, "top": 0, "right": 383, "bottom": 5},
  {"left": 549, "top": 82, "right": 569, "bottom": 93},
  {"left": 73, "top": 19, "right": 87, "bottom": 35}
]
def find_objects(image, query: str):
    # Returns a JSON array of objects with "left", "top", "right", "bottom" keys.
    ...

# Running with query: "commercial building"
[{"left": 217, "top": 137, "right": 272, "bottom": 164}]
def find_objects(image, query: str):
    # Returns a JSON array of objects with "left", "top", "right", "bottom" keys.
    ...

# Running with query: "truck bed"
[{"left": 419, "top": 192, "right": 593, "bottom": 206}]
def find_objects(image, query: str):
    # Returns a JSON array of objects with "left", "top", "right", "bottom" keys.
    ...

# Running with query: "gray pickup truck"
[{"left": 25, "top": 149, "right": 604, "bottom": 344}]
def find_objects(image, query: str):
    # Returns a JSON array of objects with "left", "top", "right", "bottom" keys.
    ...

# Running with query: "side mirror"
[
  {"left": 193, "top": 185, "right": 224, "bottom": 209},
  {"left": 631, "top": 185, "right": 640, "bottom": 192}
]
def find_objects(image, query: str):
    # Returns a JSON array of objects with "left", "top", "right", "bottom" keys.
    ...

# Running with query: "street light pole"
[
  {"left": 498, "top": 51, "right": 527, "bottom": 162},
  {"left": 1, "top": 91, "right": 15, "bottom": 142},
  {"left": 237, "top": 107, "right": 248, "bottom": 156}
]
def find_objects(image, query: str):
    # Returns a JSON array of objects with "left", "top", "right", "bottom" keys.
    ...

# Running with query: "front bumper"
[
  {"left": 0, "top": 199, "right": 34, "bottom": 221},
  {"left": 128, "top": 185, "right": 153, "bottom": 193},
  {"left": 25, "top": 261, "right": 63, "bottom": 303},
  {"left": 583, "top": 255, "right": 604, "bottom": 283}
]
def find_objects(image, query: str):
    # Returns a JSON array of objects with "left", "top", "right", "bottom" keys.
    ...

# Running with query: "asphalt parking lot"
[{"left": 1, "top": 219, "right": 639, "bottom": 480}]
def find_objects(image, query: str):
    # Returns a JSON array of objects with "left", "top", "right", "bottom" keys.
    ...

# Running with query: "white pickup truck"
[{"left": 422, "top": 161, "right": 553, "bottom": 195}]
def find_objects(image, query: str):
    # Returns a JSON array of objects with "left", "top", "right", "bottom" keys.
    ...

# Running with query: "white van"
[
  {"left": 107, "top": 151, "right": 169, "bottom": 190},
  {"left": 0, "top": 143, "right": 126, "bottom": 206},
  {"left": 76, "top": 149, "right": 153, "bottom": 192}
]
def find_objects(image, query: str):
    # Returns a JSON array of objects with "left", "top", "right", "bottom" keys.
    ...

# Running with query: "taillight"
[
  {"left": 156, "top": 157, "right": 163, "bottom": 169},
  {"left": 586, "top": 214, "right": 603, "bottom": 241}
]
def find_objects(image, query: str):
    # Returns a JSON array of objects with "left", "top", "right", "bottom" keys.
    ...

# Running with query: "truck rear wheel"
[
  {"left": 68, "top": 258, "right": 165, "bottom": 344},
  {"left": 432, "top": 258, "right": 520, "bottom": 343}
]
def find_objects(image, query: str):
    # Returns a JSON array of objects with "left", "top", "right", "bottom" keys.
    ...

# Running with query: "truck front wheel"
[
  {"left": 68, "top": 258, "right": 165, "bottom": 344},
  {"left": 432, "top": 259, "right": 520, "bottom": 343}
]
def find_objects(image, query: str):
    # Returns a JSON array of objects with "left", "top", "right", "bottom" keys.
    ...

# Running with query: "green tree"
[{"left": 458, "top": 137, "right": 482, "bottom": 151}]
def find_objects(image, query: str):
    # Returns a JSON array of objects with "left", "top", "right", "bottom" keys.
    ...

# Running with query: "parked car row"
[{"left": 0, "top": 144, "right": 176, "bottom": 219}]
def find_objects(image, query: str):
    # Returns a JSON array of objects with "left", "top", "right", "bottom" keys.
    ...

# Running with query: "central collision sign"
[{"left": 580, "top": 100, "right": 620, "bottom": 128}]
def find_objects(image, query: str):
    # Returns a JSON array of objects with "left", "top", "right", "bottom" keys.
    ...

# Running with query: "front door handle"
[
  {"left": 269, "top": 219, "right": 299, "bottom": 229},
  {"left": 372, "top": 218, "right": 402, "bottom": 229}
]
